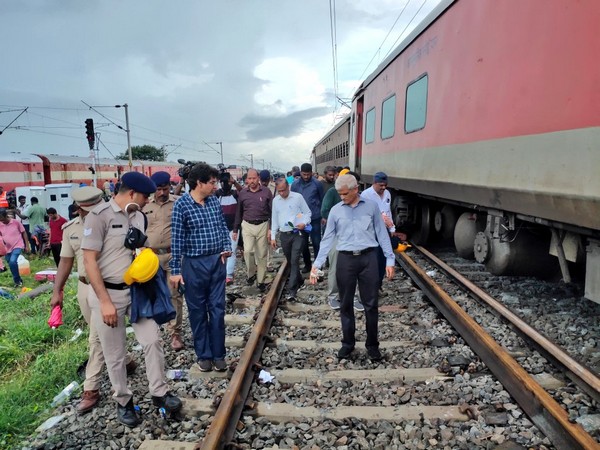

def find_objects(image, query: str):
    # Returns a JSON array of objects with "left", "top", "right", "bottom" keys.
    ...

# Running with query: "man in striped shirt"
[{"left": 170, "top": 163, "right": 232, "bottom": 373}]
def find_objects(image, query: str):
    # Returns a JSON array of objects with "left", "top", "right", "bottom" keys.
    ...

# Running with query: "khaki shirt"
[
  {"left": 81, "top": 199, "right": 144, "bottom": 284},
  {"left": 142, "top": 194, "right": 178, "bottom": 250},
  {"left": 59, "top": 216, "right": 85, "bottom": 277}
]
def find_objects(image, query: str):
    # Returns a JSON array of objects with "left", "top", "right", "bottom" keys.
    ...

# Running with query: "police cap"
[
  {"left": 71, "top": 186, "right": 104, "bottom": 211},
  {"left": 121, "top": 172, "right": 157, "bottom": 195},
  {"left": 150, "top": 171, "right": 171, "bottom": 187}
]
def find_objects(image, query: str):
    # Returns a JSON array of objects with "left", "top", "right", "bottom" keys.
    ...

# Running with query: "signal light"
[{"left": 85, "top": 118, "right": 95, "bottom": 150}]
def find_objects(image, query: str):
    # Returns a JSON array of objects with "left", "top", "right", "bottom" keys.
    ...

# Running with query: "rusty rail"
[
  {"left": 415, "top": 244, "right": 600, "bottom": 403},
  {"left": 396, "top": 250, "right": 599, "bottom": 450},
  {"left": 198, "top": 261, "right": 288, "bottom": 450}
]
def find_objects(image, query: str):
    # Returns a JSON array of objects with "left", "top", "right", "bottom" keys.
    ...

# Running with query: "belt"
[
  {"left": 339, "top": 247, "right": 375, "bottom": 256},
  {"left": 245, "top": 219, "right": 268, "bottom": 225},
  {"left": 78, "top": 276, "right": 89, "bottom": 285},
  {"left": 151, "top": 247, "right": 171, "bottom": 255},
  {"left": 104, "top": 281, "right": 129, "bottom": 290}
]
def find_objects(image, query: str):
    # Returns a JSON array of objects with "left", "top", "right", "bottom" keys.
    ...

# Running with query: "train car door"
[{"left": 349, "top": 96, "right": 364, "bottom": 174}]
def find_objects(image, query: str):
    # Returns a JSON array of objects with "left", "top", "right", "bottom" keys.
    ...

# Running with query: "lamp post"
[{"left": 115, "top": 103, "right": 132, "bottom": 170}]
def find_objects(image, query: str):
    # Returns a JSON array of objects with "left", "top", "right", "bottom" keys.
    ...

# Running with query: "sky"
[{"left": 0, "top": 0, "right": 442, "bottom": 174}]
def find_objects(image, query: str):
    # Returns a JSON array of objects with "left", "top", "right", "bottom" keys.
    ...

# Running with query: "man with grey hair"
[{"left": 309, "top": 174, "right": 395, "bottom": 361}]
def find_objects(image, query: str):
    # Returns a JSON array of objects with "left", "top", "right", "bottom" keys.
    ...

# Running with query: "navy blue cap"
[
  {"left": 373, "top": 172, "right": 388, "bottom": 183},
  {"left": 259, "top": 169, "right": 271, "bottom": 182},
  {"left": 150, "top": 171, "right": 171, "bottom": 187},
  {"left": 121, "top": 172, "right": 157, "bottom": 195}
]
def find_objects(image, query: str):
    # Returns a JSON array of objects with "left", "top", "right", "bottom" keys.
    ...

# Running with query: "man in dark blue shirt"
[
  {"left": 170, "top": 163, "right": 232, "bottom": 373},
  {"left": 291, "top": 163, "right": 324, "bottom": 271}
]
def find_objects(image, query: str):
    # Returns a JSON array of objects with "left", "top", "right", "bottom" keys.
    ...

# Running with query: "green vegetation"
[{"left": 0, "top": 256, "right": 88, "bottom": 448}]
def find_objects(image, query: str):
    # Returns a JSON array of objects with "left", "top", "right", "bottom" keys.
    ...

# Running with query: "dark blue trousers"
[
  {"left": 182, "top": 254, "right": 226, "bottom": 361},
  {"left": 336, "top": 250, "right": 379, "bottom": 351}
]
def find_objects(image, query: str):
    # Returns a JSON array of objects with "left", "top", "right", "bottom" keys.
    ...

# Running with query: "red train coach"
[
  {"left": 0, "top": 153, "right": 182, "bottom": 191},
  {"left": 0, "top": 153, "right": 45, "bottom": 191},
  {"left": 322, "top": 0, "right": 600, "bottom": 301}
]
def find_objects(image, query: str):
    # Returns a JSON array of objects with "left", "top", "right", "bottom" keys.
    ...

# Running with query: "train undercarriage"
[{"left": 391, "top": 192, "right": 600, "bottom": 304}]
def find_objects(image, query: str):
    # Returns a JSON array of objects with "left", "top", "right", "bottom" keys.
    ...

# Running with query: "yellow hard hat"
[
  {"left": 123, "top": 248, "right": 159, "bottom": 285},
  {"left": 395, "top": 243, "right": 412, "bottom": 253}
]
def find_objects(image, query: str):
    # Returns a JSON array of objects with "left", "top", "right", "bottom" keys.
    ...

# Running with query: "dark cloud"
[{"left": 239, "top": 106, "right": 330, "bottom": 141}]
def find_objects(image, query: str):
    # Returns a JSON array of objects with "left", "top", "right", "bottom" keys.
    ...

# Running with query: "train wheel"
[
  {"left": 479, "top": 227, "right": 558, "bottom": 277},
  {"left": 434, "top": 205, "right": 459, "bottom": 241},
  {"left": 454, "top": 213, "right": 483, "bottom": 259},
  {"left": 411, "top": 203, "right": 432, "bottom": 245}
]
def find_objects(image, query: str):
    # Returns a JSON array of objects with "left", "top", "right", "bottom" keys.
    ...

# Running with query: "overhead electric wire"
[
  {"left": 352, "top": 0, "right": 412, "bottom": 90},
  {"left": 329, "top": 0, "right": 340, "bottom": 111},
  {"left": 381, "top": 0, "right": 429, "bottom": 61}
]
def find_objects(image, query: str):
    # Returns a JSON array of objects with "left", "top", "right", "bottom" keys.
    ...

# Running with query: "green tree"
[{"left": 117, "top": 145, "right": 165, "bottom": 161}]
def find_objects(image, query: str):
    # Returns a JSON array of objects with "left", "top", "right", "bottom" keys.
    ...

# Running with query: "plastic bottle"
[
  {"left": 17, "top": 255, "right": 30, "bottom": 276},
  {"left": 51, "top": 381, "right": 79, "bottom": 407},
  {"left": 166, "top": 369, "right": 187, "bottom": 380}
]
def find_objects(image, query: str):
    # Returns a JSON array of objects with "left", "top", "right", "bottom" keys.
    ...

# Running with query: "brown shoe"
[
  {"left": 126, "top": 360, "right": 138, "bottom": 376},
  {"left": 77, "top": 390, "right": 100, "bottom": 414},
  {"left": 171, "top": 334, "right": 184, "bottom": 351}
]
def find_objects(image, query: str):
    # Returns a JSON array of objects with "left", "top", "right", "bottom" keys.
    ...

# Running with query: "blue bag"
[{"left": 130, "top": 266, "right": 176, "bottom": 325}]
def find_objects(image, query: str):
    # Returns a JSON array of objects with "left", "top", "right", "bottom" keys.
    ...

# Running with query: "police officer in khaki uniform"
[
  {"left": 50, "top": 187, "right": 137, "bottom": 414},
  {"left": 82, "top": 172, "right": 182, "bottom": 427},
  {"left": 143, "top": 171, "right": 184, "bottom": 351}
]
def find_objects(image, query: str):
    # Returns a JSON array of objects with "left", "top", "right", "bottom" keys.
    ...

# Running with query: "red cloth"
[
  {"left": 49, "top": 216, "right": 67, "bottom": 244},
  {"left": 48, "top": 305, "right": 63, "bottom": 328}
]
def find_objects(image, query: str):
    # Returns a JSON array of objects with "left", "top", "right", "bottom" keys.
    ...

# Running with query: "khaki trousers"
[
  {"left": 78, "top": 281, "right": 134, "bottom": 391},
  {"left": 241, "top": 221, "right": 269, "bottom": 284},
  {"left": 157, "top": 253, "right": 184, "bottom": 336},
  {"left": 88, "top": 287, "right": 168, "bottom": 407}
]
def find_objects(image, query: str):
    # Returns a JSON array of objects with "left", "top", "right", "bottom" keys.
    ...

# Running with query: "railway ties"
[
  {"left": 139, "top": 245, "right": 599, "bottom": 449},
  {"left": 141, "top": 261, "right": 476, "bottom": 450}
]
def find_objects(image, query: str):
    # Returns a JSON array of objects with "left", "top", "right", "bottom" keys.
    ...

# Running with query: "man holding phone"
[{"left": 169, "top": 163, "right": 232, "bottom": 373}]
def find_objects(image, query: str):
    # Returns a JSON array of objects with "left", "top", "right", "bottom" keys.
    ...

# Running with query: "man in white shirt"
[
  {"left": 361, "top": 172, "right": 405, "bottom": 291},
  {"left": 270, "top": 177, "right": 311, "bottom": 300}
]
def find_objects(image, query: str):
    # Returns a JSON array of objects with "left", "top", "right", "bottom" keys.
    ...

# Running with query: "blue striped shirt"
[{"left": 170, "top": 193, "right": 231, "bottom": 275}]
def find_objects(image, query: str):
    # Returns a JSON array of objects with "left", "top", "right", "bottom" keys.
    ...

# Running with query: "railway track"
[{"left": 24, "top": 247, "right": 600, "bottom": 449}]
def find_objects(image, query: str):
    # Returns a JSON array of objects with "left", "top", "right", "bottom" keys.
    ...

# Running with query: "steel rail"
[
  {"left": 198, "top": 261, "right": 289, "bottom": 450},
  {"left": 414, "top": 244, "right": 600, "bottom": 403},
  {"left": 396, "top": 251, "right": 600, "bottom": 450}
]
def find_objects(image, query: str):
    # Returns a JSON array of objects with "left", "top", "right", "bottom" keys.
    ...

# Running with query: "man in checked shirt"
[{"left": 169, "top": 163, "right": 232, "bottom": 373}]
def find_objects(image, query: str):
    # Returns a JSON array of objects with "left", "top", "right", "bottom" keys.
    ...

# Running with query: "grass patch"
[{"left": 0, "top": 256, "right": 89, "bottom": 448}]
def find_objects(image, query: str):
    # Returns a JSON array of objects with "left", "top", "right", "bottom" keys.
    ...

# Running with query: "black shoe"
[
  {"left": 257, "top": 283, "right": 267, "bottom": 293},
  {"left": 152, "top": 392, "right": 182, "bottom": 413},
  {"left": 247, "top": 274, "right": 257, "bottom": 285},
  {"left": 367, "top": 347, "right": 383, "bottom": 361},
  {"left": 337, "top": 346, "right": 354, "bottom": 359},
  {"left": 117, "top": 398, "right": 141, "bottom": 428}
]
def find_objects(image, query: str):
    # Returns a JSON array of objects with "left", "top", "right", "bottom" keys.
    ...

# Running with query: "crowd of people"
[{"left": 0, "top": 161, "right": 405, "bottom": 428}]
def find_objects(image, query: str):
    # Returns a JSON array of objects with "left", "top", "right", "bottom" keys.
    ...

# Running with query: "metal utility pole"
[
  {"left": 217, "top": 141, "right": 223, "bottom": 165},
  {"left": 206, "top": 141, "right": 224, "bottom": 165},
  {"left": 241, "top": 154, "right": 254, "bottom": 168},
  {"left": 124, "top": 104, "right": 132, "bottom": 170},
  {"left": 92, "top": 133, "right": 99, "bottom": 187},
  {"left": 115, "top": 103, "right": 132, "bottom": 170}
]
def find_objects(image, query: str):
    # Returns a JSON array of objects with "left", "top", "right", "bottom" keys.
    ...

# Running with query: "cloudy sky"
[{"left": 1, "top": 0, "right": 441, "bottom": 173}]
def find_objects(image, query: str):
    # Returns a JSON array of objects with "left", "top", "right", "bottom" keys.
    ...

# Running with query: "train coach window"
[
  {"left": 381, "top": 94, "right": 396, "bottom": 139},
  {"left": 365, "top": 107, "right": 376, "bottom": 144},
  {"left": 405, "top": 74, "right": 428, "bottom": 133}
]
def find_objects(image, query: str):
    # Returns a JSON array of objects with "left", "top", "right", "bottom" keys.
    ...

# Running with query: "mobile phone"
[{"left": 177, "top": 283, "right": 185, "bottom": 295}]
